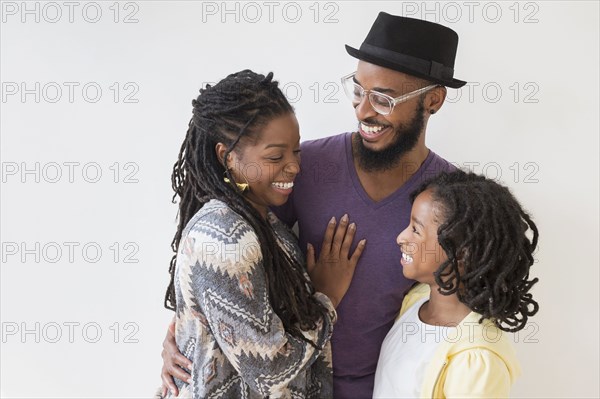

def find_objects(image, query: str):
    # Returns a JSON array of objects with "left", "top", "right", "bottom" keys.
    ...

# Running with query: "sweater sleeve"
[
  {"left": 181, "top": 216, "right": 335, "bottom": 397},
  {"left": 442, "top": 348, "right": 512, "bottom": 398}
]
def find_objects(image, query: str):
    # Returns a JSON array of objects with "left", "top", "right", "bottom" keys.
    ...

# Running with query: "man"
[{"left": 161, "top": 12, "right": 466, "bottom": 398}]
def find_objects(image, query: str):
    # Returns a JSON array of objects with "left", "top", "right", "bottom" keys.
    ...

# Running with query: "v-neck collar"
[{"left": 344, "top": 132, "right": 434, "bottom": 209}]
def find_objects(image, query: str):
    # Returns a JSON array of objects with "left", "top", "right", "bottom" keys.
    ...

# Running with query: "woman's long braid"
[
  {"left": 411, "top": 171, "right": 539, "bottom": 332},
  {"left": 165, "top": 70, "right": 328, "bottom": 347}
]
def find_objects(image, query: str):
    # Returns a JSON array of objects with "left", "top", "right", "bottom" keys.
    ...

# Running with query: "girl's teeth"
[
  {"left": 402, "top": 252, "right": 413, "bottom": 263},
  {"left": 272, "top": 182, "right": 294, "bottom": 189}
]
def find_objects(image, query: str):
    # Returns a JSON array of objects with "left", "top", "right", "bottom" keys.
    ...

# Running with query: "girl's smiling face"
[{"left": 396, "top": 189, "right": 448, "bottom": 284}]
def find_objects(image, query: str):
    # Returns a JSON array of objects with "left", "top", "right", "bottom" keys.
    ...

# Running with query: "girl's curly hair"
[{"left": 410, "top": 170, "right": 539, "bottom": 332}]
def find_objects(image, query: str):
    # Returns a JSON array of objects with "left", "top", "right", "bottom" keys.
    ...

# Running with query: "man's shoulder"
[
  {"left": 426, "top": 150, "right": 456, "bottom": 173},
  {"left": 300, "top": 132, "right": 349, "bottom": 155}
]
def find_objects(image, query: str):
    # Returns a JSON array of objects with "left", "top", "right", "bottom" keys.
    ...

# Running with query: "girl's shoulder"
[{"left": 441, "top": 346, "right": 518, "bottom": 398}]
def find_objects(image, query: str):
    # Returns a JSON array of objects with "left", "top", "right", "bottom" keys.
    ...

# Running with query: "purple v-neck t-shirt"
[{"left": 272, "top": 133, "right": 454, "bottom": 399}]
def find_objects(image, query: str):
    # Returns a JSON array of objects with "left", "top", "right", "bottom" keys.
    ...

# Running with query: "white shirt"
[{"left": 373, "top": 297, "right": 458, "bottom": 398}]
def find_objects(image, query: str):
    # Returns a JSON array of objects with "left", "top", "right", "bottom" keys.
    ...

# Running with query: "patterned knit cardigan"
[{"left": 161, "top": 199, "right": 337, "bottom": 399}]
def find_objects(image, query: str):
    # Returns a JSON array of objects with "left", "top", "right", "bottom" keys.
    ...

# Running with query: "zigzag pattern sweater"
[{"left": 167, "top": 199, "right": 336, "bottom": 399}]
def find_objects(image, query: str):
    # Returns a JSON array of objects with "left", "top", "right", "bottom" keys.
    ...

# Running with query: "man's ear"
[{"left": 426, "top": 86, "right": 447, "bottom": 114}]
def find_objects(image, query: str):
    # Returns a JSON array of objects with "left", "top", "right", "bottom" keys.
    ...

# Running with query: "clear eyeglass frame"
[{"left": 340, "top": 72, "right": 439, "bottom": 116}]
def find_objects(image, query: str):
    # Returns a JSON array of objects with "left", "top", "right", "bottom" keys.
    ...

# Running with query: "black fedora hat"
[{"left": 345, "top": 13, "right": 466, "bottom": 88}]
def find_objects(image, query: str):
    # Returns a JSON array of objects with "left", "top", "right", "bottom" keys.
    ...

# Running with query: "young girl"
[
  {"left": 160, "top": 70, "right": 364, "bottom": 398},
  {"left": 373, "top": 170, "right": 539, "bottom": 398}
]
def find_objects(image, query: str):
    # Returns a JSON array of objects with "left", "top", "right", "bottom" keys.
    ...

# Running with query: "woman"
[{"left": 159, "top": 70, "right": 365, "bottom": 398}]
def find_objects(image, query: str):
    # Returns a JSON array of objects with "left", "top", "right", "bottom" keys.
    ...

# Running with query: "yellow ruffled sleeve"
[{"left": 442, "top": 348, "right": 512, "bottom": 398}]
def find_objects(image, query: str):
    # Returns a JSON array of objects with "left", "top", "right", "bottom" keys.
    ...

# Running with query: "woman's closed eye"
[{"left": 267, "top": 149, "right": 301, "bottom": 162}]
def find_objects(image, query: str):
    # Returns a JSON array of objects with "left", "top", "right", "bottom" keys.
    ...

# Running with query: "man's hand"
[
  {"left": 307, "top": 214, "right": 366, "bottom": 308},
  {"left": 160, "top": 319, "right": 193, "bottom": 397}
]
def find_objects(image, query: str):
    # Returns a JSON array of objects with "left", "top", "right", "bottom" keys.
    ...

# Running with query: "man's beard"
[{"left": 354, "top": 100, "right": 426, "bottom": 172}]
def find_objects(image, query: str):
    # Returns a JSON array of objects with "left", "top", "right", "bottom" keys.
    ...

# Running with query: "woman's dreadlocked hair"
[
  {"left": 410, "top": 170, "right": 539, "bottom": 332},
  {"left": 165, "top": 70, "right": 329, "bottom": 346}
]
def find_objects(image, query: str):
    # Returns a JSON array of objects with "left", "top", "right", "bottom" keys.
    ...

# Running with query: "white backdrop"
[{"left": 1, "top": 1, "right": 598, "bottom": 398}]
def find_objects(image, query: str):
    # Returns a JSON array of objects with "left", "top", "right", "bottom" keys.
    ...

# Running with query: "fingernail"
[
  {"left": 187, "top": 377, "right": 192, "bottom": 384},
  {"left": 307, "top": 243, "right": 312, "bottom": 251},
  {"left": 349, "top": 223, "right": 356, "bottom": 230},
  {"left": 341, "top": 214, "right": 349, "bottom": 222},
  {"left": 360, "top": 239, "right": 367, "bottom": 245},
  {"left": 329, "top": 216, "right": 336, "bottom": 224}
]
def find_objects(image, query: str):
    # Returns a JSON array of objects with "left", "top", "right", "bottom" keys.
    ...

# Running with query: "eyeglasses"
[{"left": 341, "top": 72, "right": 438, "bottom": 116}]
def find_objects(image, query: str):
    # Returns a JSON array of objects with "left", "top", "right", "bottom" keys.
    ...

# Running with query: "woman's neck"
[
  {"left": 242, "top": 196, "right": 268, "bottom": 220},
  {"left": 419, "top": 284, "right": 471, "bottom": 326}
]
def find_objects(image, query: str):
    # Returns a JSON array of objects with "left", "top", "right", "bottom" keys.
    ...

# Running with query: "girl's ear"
[{"left": 456, "top": 247, "right": 469, "bottom": 273}]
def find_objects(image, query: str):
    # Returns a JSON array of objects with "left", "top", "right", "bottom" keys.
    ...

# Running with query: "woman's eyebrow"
[{"left": 264, "top": 143, "right": 288, "bottom": 149}]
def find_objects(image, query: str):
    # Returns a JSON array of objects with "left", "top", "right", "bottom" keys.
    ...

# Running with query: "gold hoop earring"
[{"left": 224, "top": 170, "right": 249, "bottom": 193}]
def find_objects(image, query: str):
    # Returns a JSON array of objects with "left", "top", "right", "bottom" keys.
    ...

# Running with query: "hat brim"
[{"left": 345, "top": 45, "right": 466, "bottom": 89}]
